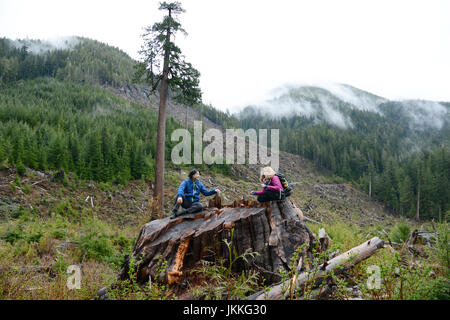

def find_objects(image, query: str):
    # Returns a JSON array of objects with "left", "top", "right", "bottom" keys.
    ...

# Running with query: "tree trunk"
[
  {"left": 153, "top": 23, "right": 171, "bottom": 213},
  {"left": 369, "top": 174, "right": 372, "bottom": 198},
  {"left": 103, "top": 198, "right": 315, "bottom": 295},
  {"left": 415, "top": 181, "right": 420, "bottom": 222}
]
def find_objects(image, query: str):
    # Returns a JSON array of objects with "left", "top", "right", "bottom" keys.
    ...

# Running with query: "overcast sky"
[{"left": 1, "top": 0, "right": 449, "bottom": 112}]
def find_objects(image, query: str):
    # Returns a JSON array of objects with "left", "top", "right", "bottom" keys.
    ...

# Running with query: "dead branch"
[{"left": 303, "top": 216, "right": 320, "bottom": 224}]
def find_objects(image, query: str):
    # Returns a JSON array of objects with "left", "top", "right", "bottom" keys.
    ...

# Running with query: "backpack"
[{"left": 275, "top": 172, "right": 293, "bottom": 197}]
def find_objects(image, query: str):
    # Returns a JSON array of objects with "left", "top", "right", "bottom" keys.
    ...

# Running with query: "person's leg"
[
  {"left": 172, "top": 197, "right": 199, "bottom": 218},
  {"left": 177, "top": 200, "right": 202, "bottom": 216},
  {"left": 171, "top": 196, "right": 192, "bottom": 218},
  {"left": 171, "top": 196, "right": 181, "bottom": 216},
  {"left": 183, "top": 201, "right": 203, "bottom": 214},
  {"left": 257, "top": 190, "right": 282, "bottom": 202},
  {"left": 180, "top": 196, "right": 193, "bottom": 210}
]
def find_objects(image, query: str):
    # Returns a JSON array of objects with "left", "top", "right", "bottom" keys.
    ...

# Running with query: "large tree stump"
[{"left": 99, "top": 197, "right": 315, "bottom": 297}]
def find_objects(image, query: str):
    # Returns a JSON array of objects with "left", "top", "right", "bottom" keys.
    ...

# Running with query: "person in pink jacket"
[{"left": 250, "top": 166, "right": 285, "bottom": 202}]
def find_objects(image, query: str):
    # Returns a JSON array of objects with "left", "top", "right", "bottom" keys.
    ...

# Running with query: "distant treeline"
[
  {"left": 191, "top": 103, "right": 240, "bottom": 129},
  {"left": 1, "top": 36, "right": 448, "bottom": 220},
  {"left": 0, "top": 78, "right": 184, "bottom": 184},
  {"left": 0, "top": 38, "right": 230, "bottom": 185},
  {"left": 0, "top": 37, "right": 135, "bottom": 86}
]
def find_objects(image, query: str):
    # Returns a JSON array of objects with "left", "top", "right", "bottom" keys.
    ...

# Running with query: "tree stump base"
[{"left": 99, "top": 197, "right": 315, "bottom": 298}]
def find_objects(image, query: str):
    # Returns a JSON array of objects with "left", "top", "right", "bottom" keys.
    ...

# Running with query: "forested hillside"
[
  {"left": 0, "top": 37, "right": 135, "bottom": 86},
  {"left": 0, "top": 36, "right": 448, "bottom": 301},
  {"left": 0, "top": 37, "right": 227, "bottom": 186},
  {"left": 1, "top": 36, "right": 449, "bottom": 222},
  {"left": 0, "top": 77, "right": 185, "bottom": 185},
  {"left": 236, "top": 86, "right": 450, "bottom": 221},
  {"left": 0, "top": 36, "right": 156, "bottom": 183}
]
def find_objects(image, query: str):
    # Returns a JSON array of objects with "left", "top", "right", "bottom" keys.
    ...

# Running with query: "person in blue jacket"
[{"left": 170, "top": 169, "right": 221, "bottom": 219}]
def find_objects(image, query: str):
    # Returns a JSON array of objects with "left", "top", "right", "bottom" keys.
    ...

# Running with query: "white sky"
[{"left": 1, "top": 0, "right": 449, "bottom": 112}]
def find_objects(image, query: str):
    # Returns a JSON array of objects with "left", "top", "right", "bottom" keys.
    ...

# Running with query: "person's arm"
[
  {"left": 266, "top": 175, "right": 283, "bottom": 192},
  {"left": 176, "top": 180, "right": 187, "bottom": 199},
  {"left": 253, "top": 186, "right": 266, "bottom": 195},
  {"left": 199, "top": 181, "right": 216, "bottom": 196}
]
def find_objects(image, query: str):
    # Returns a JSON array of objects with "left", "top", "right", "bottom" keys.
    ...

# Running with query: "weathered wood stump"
[{"left": 98, "top": 197, "right": 315, "bottom": 298}]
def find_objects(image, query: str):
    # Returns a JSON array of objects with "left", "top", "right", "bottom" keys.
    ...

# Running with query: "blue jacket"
[{"left": 176, "top": 179, "right": 216, "bottom": 203}]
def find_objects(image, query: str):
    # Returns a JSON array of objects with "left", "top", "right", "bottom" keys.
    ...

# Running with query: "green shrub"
[
  {"left": 411, "top": 277, "right": 450, "bottom": 300},
  {"left": 16, "top": 162, "right": 26, "bottom": 176},
  {"left": 432, "top": 222, "right": 450, "bottom": 275},
  {"left": 62, "top": 175, "right": 69, "bottom": 187},
  {"left": 22, "top": 184, "right": 31, "bottom": 194},
  {"left": 191, "top": 228, "right": 260, "bottom": 300},
  {"left": 54, "top": 200, "right": 76, "bottom": 218},
  {"left": 27, "top": 231, "right": 43, "bottom": 243},
  {"left": 53, "top": 254, "right": 70, "bottom": 274},
  {"left": 99, "top": 182, "right": 113, "bottom": 192},
  {"left": 107, "top": 255, "right": 175, "bottom": 300},
  {"left": 51, "top": 228, "right": 67, "bottom": 240},
  {"left": 79, "top": 232, "right": 114, "bottom": 262},
  {"left": 3, "top": 230, "right": 25, "bottom": 244},
  {"left": 112, "top": 234, "right": 132, "bottom": 251},
  {"left": 104, "top": 252, "right": 126, "bottom": 270},
  {"left": 391, "top": 223, "right": 411, "bottom": 243},
  {"left": 10, "top": 206, "right": 25, "bottom": 219}
]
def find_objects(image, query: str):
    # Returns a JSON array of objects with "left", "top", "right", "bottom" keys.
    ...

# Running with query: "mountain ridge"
[
  {"left": 0, "top": 35, "right": 448, "bottom": 301},
  {"left": 1, "top": 35, "right": 448, "bottom": 222}
]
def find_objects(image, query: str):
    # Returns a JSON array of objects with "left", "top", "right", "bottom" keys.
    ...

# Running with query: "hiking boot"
[{"left": 170, "top": 210, "right": 179, "bottom": 219}]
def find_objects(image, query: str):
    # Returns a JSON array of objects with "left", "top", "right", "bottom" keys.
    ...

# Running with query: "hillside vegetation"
[
  {"left": 0, "top": 37, "right": 135, "bottom": 86},
  {"left": 0, "top": 36, "right": 448, "bottom": 300},
  {"left": 237, "top": 86, "right": 450, "bottom": 221},
  {"left": 0, "top": 77, "right": 185, "bottom": 185}
]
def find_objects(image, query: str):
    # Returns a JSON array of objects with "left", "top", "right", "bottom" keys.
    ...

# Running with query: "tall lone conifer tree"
[{"left": 135, "top": 2, "right": 202, "bottom": 213}]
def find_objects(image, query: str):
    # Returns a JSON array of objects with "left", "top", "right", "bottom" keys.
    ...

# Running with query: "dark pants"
[
  {"left": 257, "top": 190, "right": 285, "bottom": 203},
  {"left": 172, "top": 196, "right": 203, "bottom": 216}
]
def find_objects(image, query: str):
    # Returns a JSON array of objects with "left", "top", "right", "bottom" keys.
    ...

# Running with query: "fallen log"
[
  {"left": 247, "top": 237, "right": 384, "bottom": 300},
  {"left": 96, "top": 197, "right": 315, "bottom": 299}
]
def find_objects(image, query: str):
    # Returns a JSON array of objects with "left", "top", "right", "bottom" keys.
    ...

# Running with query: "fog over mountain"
[
  {"left": 237, "top": 83, "right": 450, "bottom": 131},
  {"left": 397, "top": 100, "right": 449, "bottom": 131},
  {"left": 9, "top": 36, "right": 80, "bottom": 55},
  {"left": 3, "top": 35, "right": 449, "bottom": 133}
]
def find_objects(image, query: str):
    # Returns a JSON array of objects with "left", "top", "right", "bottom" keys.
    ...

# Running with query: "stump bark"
[{"left": 111, "top": 197, "right": 315, "bottom": 292}]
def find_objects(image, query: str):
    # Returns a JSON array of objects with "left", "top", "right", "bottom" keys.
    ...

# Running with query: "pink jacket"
[{"left": 254, "top": 175, "right": 283, "bottom": 195}]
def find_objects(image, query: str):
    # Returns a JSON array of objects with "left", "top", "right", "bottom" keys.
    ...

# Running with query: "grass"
[
  {"left": 1, "top": 210, "right": 447, "bottom": 300},
  {"left": 106, "top": 255, "right": 176, "bottom": 300},
  {"left": 0, "top": 206, "right": 134, "bottom": 299},
  {"left": 0, "top": 170, "right": 145, "bottom": 300},
  {"left": 0, "top": 166, "right": 448, "bottom": 300},
  {"left": 304, "top": 216, "right": 449, "bottom": 300},
  {"left": 188, "top": 229, "right": 262, "bottom": 300}
]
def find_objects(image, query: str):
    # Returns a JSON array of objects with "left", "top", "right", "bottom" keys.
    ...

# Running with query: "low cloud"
[
  {"left": 237, "top": 83, "right": 449, "bottom": 131},
  {"left": 399, "top": 100, "right": 449, "bottom": 131},
  {"left": 317, "top": 83, "right": 387, "bottom": 114},
  {"left": 10, "top": 36, "right": 80, "bottom": 55}
]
